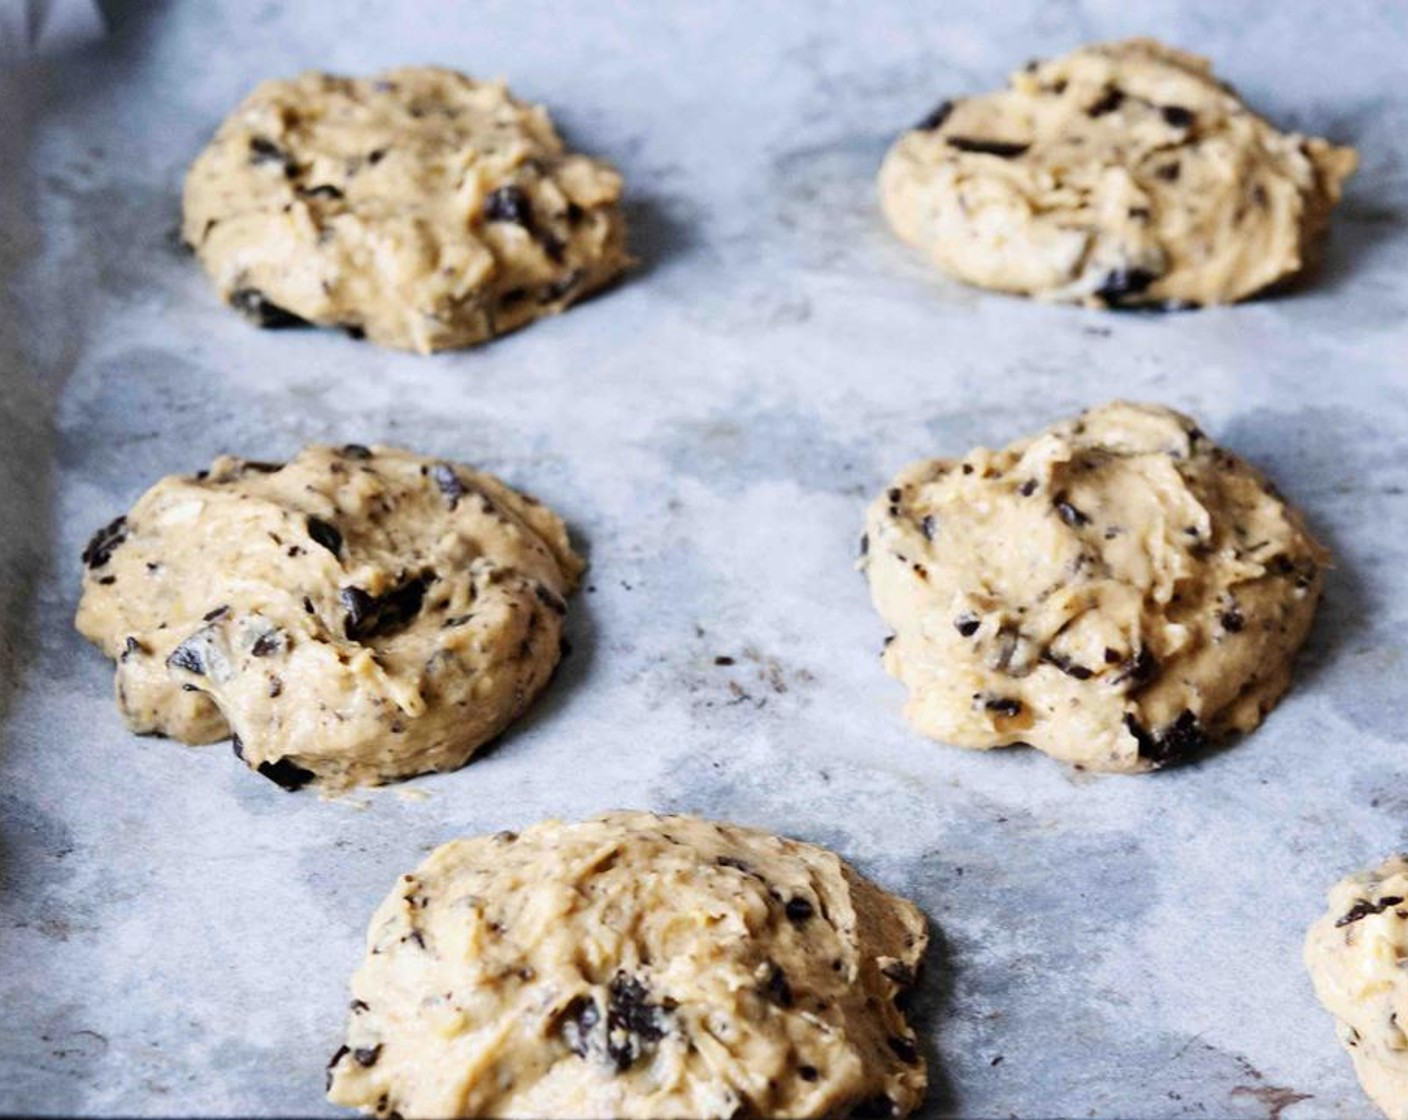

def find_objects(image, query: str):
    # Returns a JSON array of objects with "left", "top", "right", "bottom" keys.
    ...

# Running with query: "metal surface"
[{"left": 1, "top": 2, "right": 1406, "bottom": 1115}]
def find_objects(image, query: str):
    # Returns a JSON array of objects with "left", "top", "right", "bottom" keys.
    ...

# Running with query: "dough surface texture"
[
  {"left": 326, "top": 811, "right": 928, "bottom": 1119},
  {"left": 1306, "top": 856, "right": 1408, "bottom": 1120},
  {"left": 182, "top": 67, "right": 630, "bottom": 353},
  {"left": 879, "top": 38, "right": 1356, "bottom": 308},
  {"left": 862, "top": 401, "right": 1327, "bottom": 772},
  {"left": 75, "top": 444, "right": 582, "bottom": 791}
]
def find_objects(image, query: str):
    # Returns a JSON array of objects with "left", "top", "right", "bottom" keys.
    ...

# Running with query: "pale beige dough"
[
  {"left": 861, "top": 402, "right": 1327, "bottom": 772},
  {"left": 75, "top": 444, "right": 582, "bottom": 792},
  {"left": 182, "top": 67, "right": 631, "bottom": 353},
  {"left": 326, "top": 812, "right": 928, "bottom": 1119},
  {"left": 879, "top": 38, "right": 1357, "bottom": 308},
  {"left": 1306, "top": 856, "right": 1408, "bottom": 1120}
]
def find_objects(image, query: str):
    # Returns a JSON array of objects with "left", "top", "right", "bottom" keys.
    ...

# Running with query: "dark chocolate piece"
[
  {"left": 341, "top": 577, "right": 431, "bottom": 642},
  {"left": 557, "top": 994, "right": 600, "bottom": 1058},
  {"left": 1087, "top": 87, "right": 1125, "bottom": 117},
  {"left": 1124, "top": 709, "right": 1208, "bottom": 767},
  {"left": 1161, "top": 105, "right": 1194, "bottom": 128},
  {"left": 760, "top": 961, "right": 793, "bottom": 1008},
  {"left": 352, "top": 1045, "right": 381, "bottom": 1067},
  {"left": 257, "top": 756, "right": 316, "bottom": 791},
  {"left": 1055, "top": 495, "right": 1090, "bottom": 527},
  {"left": 784, "top": 896, "right": 814, "bottom": 923},
  {"left": 82, "top": 515, "right": 128, "bottom": 569},
  {"left": 604, "top": 972, "right": 666, "bottom": 1071},
  {"left": 229, "top": 287, "right": 308, "bottom": 329},
  {"left": 1337, "top": 895, "right": 1408, "bottom": 928},
  {"left": 483, "top": 185, "right": 533, "bottom": 227},
  {"left": 916, "top": 100, "right": 954, "bottom": 131},
  {"left": 1094, "top": 268, "right": 1157, "bottom": 306},
  {"left": 947, "top": 136, "right": 1030, "bottom": 158},
  {"left": 887, "top": 1034, "right": 920, "bottom": 1064},
  {"left": 166, "top": 639, "right": 207, "bottom": 676},
  {"left": 306, "top": 516, "right": 344, "bottom": 558},
  {"left": 325, "top": 1045, "right": 349, "bottom": 1092},
  {"left": 429, "top": 464, "right": 463, "bottom": 504}
]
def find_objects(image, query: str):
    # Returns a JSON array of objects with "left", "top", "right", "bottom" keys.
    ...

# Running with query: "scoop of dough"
[
  {"left": 182, "top": 67, "right": 631, "bottom": 353},
  {"left": 862, "top": 402, "right": 1327, "bottom": 772},
  {"left": 1306, "top": 856, "right": 1408, "bottom": 1120},
  {"left": 75, "top": 444, "right": 582, "bottom": 792},
  {"left": 879, "top": 38, "right": 1357, "bottom": 308},
  {"left": 326, "top": 812, "right": 928, "bottom": 1119}
]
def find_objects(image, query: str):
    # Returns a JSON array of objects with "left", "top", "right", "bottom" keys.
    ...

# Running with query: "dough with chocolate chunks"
[
  {"left": 75, "top": 445, "right": 582, "bottom": 791},
  {"left": 879, "top": 38, "right": 1356, "bottom": 308},
  {"left": 861, "top": 402, "right": 1327, "bottom": 772},
  {"left": 182, "top": 68, "right": 631, "bottom": 353},
  {"left": 1306, "top": 856, "right": 1408, "bottom": 1119},
  {"left": 326, "top": 811, "right": 928, "bottom": 1119}
]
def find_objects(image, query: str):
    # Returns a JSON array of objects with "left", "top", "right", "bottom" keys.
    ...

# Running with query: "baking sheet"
[{"left": 1, "top": 1, "right": 1406, "bottom": 1115}]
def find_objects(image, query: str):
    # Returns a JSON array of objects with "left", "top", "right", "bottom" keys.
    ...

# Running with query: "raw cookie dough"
[
  {"left": 1306, "top": 856, "right": 1408, "bottom": 1119},
  {"left": 326, "top": 811, "right": 928, "bottom": 1119},
  {"left": 879, "top": 38, "right": 1357, "bottom": 308},
  {"left": 75, "top": 444, "right": 582, "bottom": 791},
  {"left": 861, "top": 402, "right": 1327, "bottom": 772},
  {"left": 182, "top": 67, "right": 631, "bottom": 353}
]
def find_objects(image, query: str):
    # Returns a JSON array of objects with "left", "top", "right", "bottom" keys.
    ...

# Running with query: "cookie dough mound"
[
  {"left": 1306, "top": 856, "right": 1408, "bottom": 1119},
  {"left": 182, "top": 68, "right": 630, "bottom": 353},
  {"left": 879, "top": 38, "right": 1356, "bottom": 308},
  {"left": 326, "top": 811, "right": 928, "bottom": 1119},
  {"left": 75, "top": 444, "right": 582, "bottom": 791},
  {"left": 861, "top": 402, "right": 1327, "bottom": 772}
]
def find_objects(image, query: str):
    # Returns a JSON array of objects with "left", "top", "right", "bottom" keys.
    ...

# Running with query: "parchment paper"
[{"left": 1, "top": 2, "right": 1406, "bottom": 1115}]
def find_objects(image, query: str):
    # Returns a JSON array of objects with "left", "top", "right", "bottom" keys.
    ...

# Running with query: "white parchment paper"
[{"left": 1, "top": 2, "right": 1406, "bottom": 1116}]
